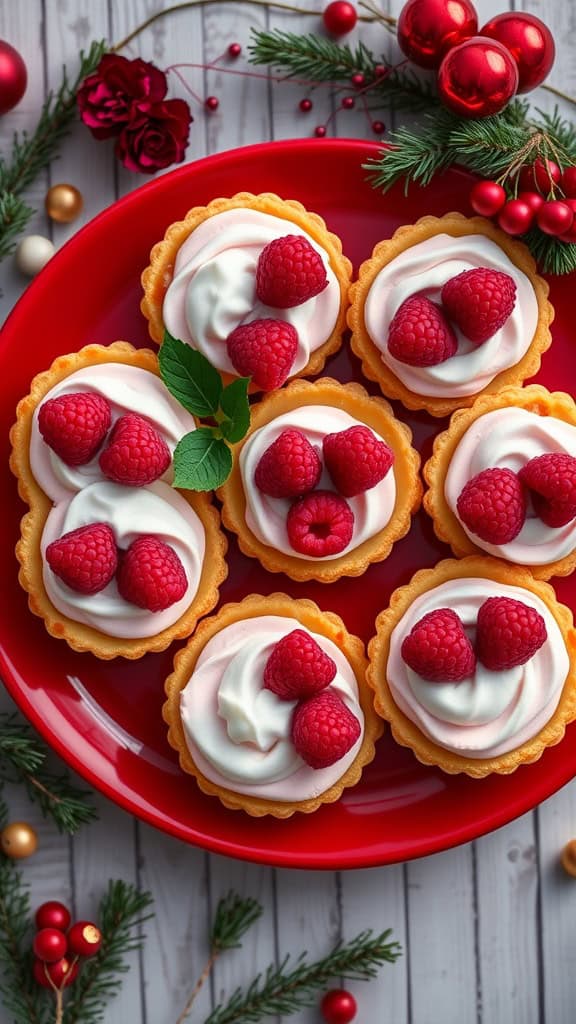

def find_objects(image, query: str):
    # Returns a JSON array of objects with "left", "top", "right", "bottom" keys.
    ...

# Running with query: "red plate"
[{"left": 1, "top": 139, "right": 574, "bottom": 868}]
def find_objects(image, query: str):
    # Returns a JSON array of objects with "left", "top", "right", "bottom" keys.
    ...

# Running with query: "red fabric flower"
[
  {"left": 115, "top": 99, "right": 192, "bottom": 174},
  {"left": 77, "top": 54, "right": 168, "bottom": 139}
]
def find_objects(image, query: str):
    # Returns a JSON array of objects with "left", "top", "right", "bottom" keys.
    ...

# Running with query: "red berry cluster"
[
  {"left": 470, "top": 161, "right": 576, "bottom": 242},
  {"left": 32, "top": 901, "right": 102, "bottom": 992}
]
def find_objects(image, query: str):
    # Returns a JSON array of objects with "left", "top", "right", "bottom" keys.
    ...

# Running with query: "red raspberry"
[
  {"left": 457, "top": 468, "right": 526, "bottom": 545},
  {"left": 38, "top": 392, "right": 111, "bottom": 466},
  {"left": 441, "top": 268, "right": 517, "bottom": 345},
  {"left": 291, "top": 691, "right": 361, "bottom": 768},
  {"left": 46, "top": 523, "right": 117, "bottom": 595},
  {"left": 117, "top": 535, "right": 187, "bottom": 612},
  {"left": 256, "top": 234, "right": 328, "bottom": 308},
  {"left": 226, "top": 318, "right": 298, "bottom": 391},
  {"left": 254, "top": 429, "right": 321, "bottom": 499},
  {"left": 476, "top": 596, "right": 547, "bottom": 670},
  {"left": 263, "top": 629, "right": 337, "bottom": 700},
  {"left": 519, "top": 453, "right": 576, "bottom": 528},
  {"left": 387, "top": 295, "right": 457, "bottom": 367},
  {"left": 286, "top": 490, "right": 354, "bottom": 557},
  {"left": 323, "top": 425, "right": 394, "bottom": 497},
  {"left": 99, "top": 413, "right": 171, "bottom": 486},
  {"left": 401, "top": 608, "right": 476, "bottom": 682}
]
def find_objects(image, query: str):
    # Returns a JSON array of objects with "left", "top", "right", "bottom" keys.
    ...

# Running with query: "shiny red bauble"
[
  {"left": 0, "top": 40, "right": 27, "bottom": 115},
  {"left": 33, "top": 956, "right": 78, "bottom": 989},
  {"left": 437, "top": 37, "right": 518, "bottom": 119},
  {"left": 372, "top": 120, "right": 385, "bottom": 134},
  {"left": 323, "top": 2, "right": 358, "bottom": 36},
  {"left": 33, "top": 927, "right": 68, "bottom": 963},
  {"left": 559, "top": 200, "right": 576, "bottom": 243},
  {"left": 320, "top": 988, "right": 358, "bottom": 1024},
  {"left": 561, "top": 166, "right": 576, "bottom": 199},
  {"left": 518, "top": 157, "right": 561, "bottom": 195},
  {"left": 299, "top": 98, "right": 313, "bottom": 112},
  {"left": 227, "top": 42, "right": 242, "bottom": 58},
  {"left": 67, "top": 921, "right": 103, "bottom": 957},
  {"left": 35, "top": 901, "right": 71, "bottom": 933},
  {"left": 341, "top": 96, "right": 355, "bottom": 109},
  {"left": 469, "top": 180, "right": 506, "bottom": 216},
  {"left": 204, "top": 96, "right": 219, "bottom": 112},
  {"left": 497, "top": 198, "right": 534, "bottom": 236},
  {"left": 480, "top": 12, "right": 555, "bottom": 94},
  {"left": 314, "top": 125, "right": 327, "bottom": 137},
  {"left": 536, "top": 199, "right": 574, "bottom": 237},
  {"left": 518, "top": 191, "right": 545, "bottom": 215},
  {"left": 397, "top": 0, "right": 478, "bottom": 70}
]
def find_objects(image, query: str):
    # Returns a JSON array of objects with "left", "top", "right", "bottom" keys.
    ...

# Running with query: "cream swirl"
[
  {"left": 388, "top": 578, "right": 569, "bottom": 758},
  {"left": 162, "top": 208, "right": 341, "bottom": 376},
  {"left": 30, "top": 363, "right": 196, "bottom": 504},
  {"left": 445, "top": 407, "right": 576, "bottom": 564},
  {"left": 180, "top": 615, "right": 364, "bottom": 800},
  {"left": 41, "top": 480, "right": 206, "bottom": 638},
  {"left": 239, "top": 406, "right": 396, "bottom": 560},
  {"left": 364, "top": 234, "right": 538, "bottom": 398}
]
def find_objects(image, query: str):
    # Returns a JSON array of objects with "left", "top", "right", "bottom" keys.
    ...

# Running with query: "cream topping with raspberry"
[
  {"left": 30, "top": 364, "right": 196, "bottom": 504},
  {"left": 162, "top": 209, "right": 341, "bottom": 375},
  {"left": 445, "top": 408, "right": 576, "bottom": 564},
  {"left": 388, "top": 578, "right": 568, "bottom": 758},
  {"left": 364, "top": 234, "right": 538, "bottom": 398},
  {"left": 41, "top": 480, "right": 206, "bottom": 638},
  {"left": 240, "top": 406, "right": 396, "bottom": 560},
  {"left": 179, "top": 615, "right": 364, "bottom": 800}
]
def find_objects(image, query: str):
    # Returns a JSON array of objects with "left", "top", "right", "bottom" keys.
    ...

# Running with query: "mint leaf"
[
  {"left": 159, "top": 331, "right": 222, "bottom": 418},
  {"left": 219, "top": 377, "right": 251, "bottom": 443},
  {"left": 173, "top": 428, "right": 233, "bottom": 491}
]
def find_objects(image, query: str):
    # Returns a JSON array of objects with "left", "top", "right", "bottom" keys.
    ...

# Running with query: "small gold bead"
[
  {"left": 0, "top": 821, "right": 38, "bottom": 859},
  {"left": 560, "top": 839, "right": 576, "bottom": 878},
  {"left": 45, "top": 183, "right": 83, "bottom": 224}
]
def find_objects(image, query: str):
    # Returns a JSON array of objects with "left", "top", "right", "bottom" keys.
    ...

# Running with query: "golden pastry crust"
[
  {"left": 10, "top": 342, "right": 228, "bottom": 659},
  {"left": 217, "top": 377, "right": 422, "bottom": 583},
  {"left": 348, "top": 213, "right": 554, "bottom": 418},
  {"left": 140, "top": 191, "right": 352, "bottom": 388},
  {"left": 163, "top": 592, "right": 383, "bottom": 817},
  {"left": 367, "top": 556, "right": 576, "bottom": 778},
  {"left": 423, "top": 385, "right": 576, "bottom": 580}
]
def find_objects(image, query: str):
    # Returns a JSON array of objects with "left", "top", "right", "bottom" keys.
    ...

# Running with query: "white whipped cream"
[
  {"left": 364, "top": 234, "right": 538, "bottom": 398},
  {"left": 162, "top": 208, "right": 341, "bottom": 376},
  {"left": 31, "top": 363, "right": 196, "bottom": 504},
  {"left": 445, "top": 407, "right": 576, "bottom": 564},
  {"left": 387, "top": 578, "right": 569, "bottom": 758},
  {"left": 41, "top": 480, "right": 206, "bottom": 639},
  {"left": 180, "top": 615, "right": 364, "bottom": 801},
  {"left": 239, "top": 406, "right": 396, "bottom": 560}
]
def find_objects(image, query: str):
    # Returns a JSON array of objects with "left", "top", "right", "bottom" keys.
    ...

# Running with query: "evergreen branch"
[
  {"left": 62, "top": 880, "right": 153, "bottom": 1024},
  {"left": 204, "top": 929, "right": 401, "bottom": 1024},
  {"left": 0, "top": 855, "right": 50, "bottom": 1024},
  {"left": 211, "top": 891, "right": 263, "bottom": 952},
  {"left": 523, "top": 226, "right": 576, "bottom": 275},
  {"left": 0, "top": 193, "right": 34, "bottom": 261},
  {"left": 365, "top": 109, "right": 460, "bottom": 192}
]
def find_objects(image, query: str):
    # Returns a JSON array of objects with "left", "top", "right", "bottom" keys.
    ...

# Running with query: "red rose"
[
  {"left": 115, "top": 99, "right": 192, "bottom": 174},
  {"left": 77, "top": 54, "right": 168, "bottom": 139}
]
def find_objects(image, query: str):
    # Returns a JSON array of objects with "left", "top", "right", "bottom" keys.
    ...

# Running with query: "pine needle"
[{"left": 0, "top": 852, "right": 51, "bottom": 1024}]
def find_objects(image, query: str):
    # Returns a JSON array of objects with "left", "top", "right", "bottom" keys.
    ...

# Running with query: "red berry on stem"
[
  {"left": 397, "top": 0, "right": 477, "bottom": 70},
  {"left": 321, "top": 987, "right": 358, "bottom": 1023},
  {"left": 518, "top": 157, "right": 561, "bottom": 195},
  {"left": 322, "top": 1, "right": 357, "bottom": 36},
  {"left": 469, "top": 180, "right": 506, "bottom": 217},
  {"left": 228, "top": 42, "right": 242, "bottom": 58},
  {"left": 67, "top": 921, "right": 103, "bottom": 958},
  {"left": 314, "top": 124, "right": 327, "bottom": 137},
  {"left": 537, "top": 200, "right": 574, "bottom": 236},
  {"left": 437, "top": 37, "right": 518, "bottom": 119},
  {"left": 480, "top": 12, "right": 555, "bottom": 93},
  {"left": 497, "top": 198, "right": 534, "bottom": 236},
  {"left": 559, "top": 199, "right": 576, "bottom": 243},
  {"left": 561, "top": 166, "right": 576, "bottom": 198},
  {"left": 299, "top": 97, "right": 312, "bottom": 112},
  {"left": 33, "top": 928, "right": 68, "bottom": 964},
  {"left": 33, "top": 957, "right": 78, "bottom": 989},
  {"left": 205, "top": 95, "right": 219, "bottom": 111},
  {"left": 372, "top": 120, "right": 385, "bottom": 134},
  {"left": 35, "top": 901, "right": 71, "bottom": 933},
  {"left": 374, "top": 63, "right": 387, "bottom": 78},
  {"left": 350, "top": 72, "right": 365, "bottom": 87},
  {"left": 341, "top": 95, "right": 355, "bottom": 109},
  {"left": 518, "top": 190, "right": 544, "bottom": 215}
]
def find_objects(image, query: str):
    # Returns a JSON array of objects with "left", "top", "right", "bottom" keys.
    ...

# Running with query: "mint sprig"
[{"left": 159, "top": 331, "right": 251, "bottom": 491}]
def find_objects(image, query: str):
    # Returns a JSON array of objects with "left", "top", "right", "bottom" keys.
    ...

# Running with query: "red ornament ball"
[
  {"left": 537, "top": 199, "right": 574, "bottom": 237},
  {"left": 561, "top": 166, "right": 576, "bottom": 198},
  {"left": 518, "top": 157, "right": 561, "bottom": 195},
  {"left": 470, "top": 180, "right": 506, "bottom": 217},
  {"left": 350, "top": 72, "right": 365, "bottom": 88},
  {"left": 314, "top": 125, "right": 327, "bottom": 137},
  {"left": 323, "top": 2, "right": 358, "bottom": 36},
  {"left": 372, "top": 119, "right": 385, "bottom": 134},
  {"left": 518, "top": 190, "right": 545, "bottom": 215},
  {"left": 0, "top": 40, "right": 27, "bottom": 116},
  {"left": 480, "top": 12, "right": 555, "bottom": 94},
  {"left": 374, "top": 63, "right": 387, "bottom": 79},
  {"left": 559, "top": 199, "right": 576, "bottom": 243},
  {"left": 35, "top": 901, "right": 71, "bottom": 933},
  {"left": 228, "top": 42, "right": 242, "bottom": 58},
  {"left": 397, "top": 0, "right": 478, "bottom": 70},
  {"left": 33, "top": 956, "right": 78, "bottom": 989},
  {"left": 437, "top": 37, "right": 518, "bottom": 119},
  {"left": 299, "top": 97, "right": 313, "bottom": 112},
  {"left": 33, "top": 928, "right": 68, "bottom": 964},
  {"left": 67, "top": 921, "right": 102, "bottom": 958},
  {"left": 205, "top": 96, "right": 219, "bottom": 111},
  {"left": 341, "top": 95, "right": 355, "bottom": 109},
  {"left": 321, "top": 988, "right": 358, "bottom": 1024},
  {"left": 498, "top": 198, "right": 534, "bottom": 236}
]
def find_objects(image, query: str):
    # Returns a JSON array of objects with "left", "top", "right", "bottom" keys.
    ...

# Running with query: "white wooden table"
[{"left": 1, "top": 2, "right": 576, "bottom": 1022}]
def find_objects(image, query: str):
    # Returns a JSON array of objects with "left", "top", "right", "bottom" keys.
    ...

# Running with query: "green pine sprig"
[
  {"left": 0, "top": 847, "right": 50, "bottom": 1024},
  {"left": 0, "top": 193, "right": 35, "bottom": 262}
]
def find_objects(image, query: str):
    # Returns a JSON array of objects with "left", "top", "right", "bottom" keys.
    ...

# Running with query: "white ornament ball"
[{"left": 15, "top": 234, "right": 55, "bottom": 277}]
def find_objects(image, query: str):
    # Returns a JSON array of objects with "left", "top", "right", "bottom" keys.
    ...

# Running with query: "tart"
[
  {"left": 163, "top": 593, "right": 383, "bottom": 817},
  {"left": 348, "top": 213, "right": 553, "bottom": 417},
  {"left": 367, "top": 556, "right": 576, "bottom": 778},
  {"left": 218, "top": 377, "right": 422, "bottom": 583}
]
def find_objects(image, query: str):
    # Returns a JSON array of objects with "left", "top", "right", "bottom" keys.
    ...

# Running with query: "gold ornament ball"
[
  {"left": 45, "top": 183, "right": 83, "bottom": 224},
  {"left": 0, "top": 821, "right": 38, "bottom": 859},
  {"left": 561, "top": 839, "right": 576, "bottom": 878}
]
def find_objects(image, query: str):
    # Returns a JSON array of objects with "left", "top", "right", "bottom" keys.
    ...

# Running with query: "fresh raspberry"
[
  {"left": 291, "top": 691, "right": 361, "bottom": 768},
  {"left": 256, "top": 234, "right": 328, "bottom": 308},
  {"left": 117, "top": 536, "right": 187, "bottom": 612},
  {"left": 286, "top": 490, "right": 354, "bottom": 557},
  {"left": 46, "top": 523, "right": 117, "bottom": 595},
  {"left": 401, "top": 608, "right": 476, "bottom": 682},
  {"left": 254, "top": 429, "right": 322, "bottom": 499},
  {"left": 263, "top": 629, "right": 337, "bottom": 700},
  {"left": 387, "top": 295, "right": 457, "bottom": 367},
  {"left": 441, "top": 268, "right": 517, "bottom": 345},
  {"left": 38, "top": 392, "right": 111, "bottom": 466},
  {"left": 323, "top": 425, "right": 394, "bottom": 497},
  {"left": 519, "top": 453, "right": 576, "bottom": 528},
  {"left": 457, "top": 468, "right": 526, "bottom": 545},
  {"left": 476, "top": 596, "right": 547, "bottom": 670},
  {"left": 226, "top": 318, "right": 298, "bottom": 391},
  {"left": 99, "top": 413, "right": 171, "bottom": 486}
]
